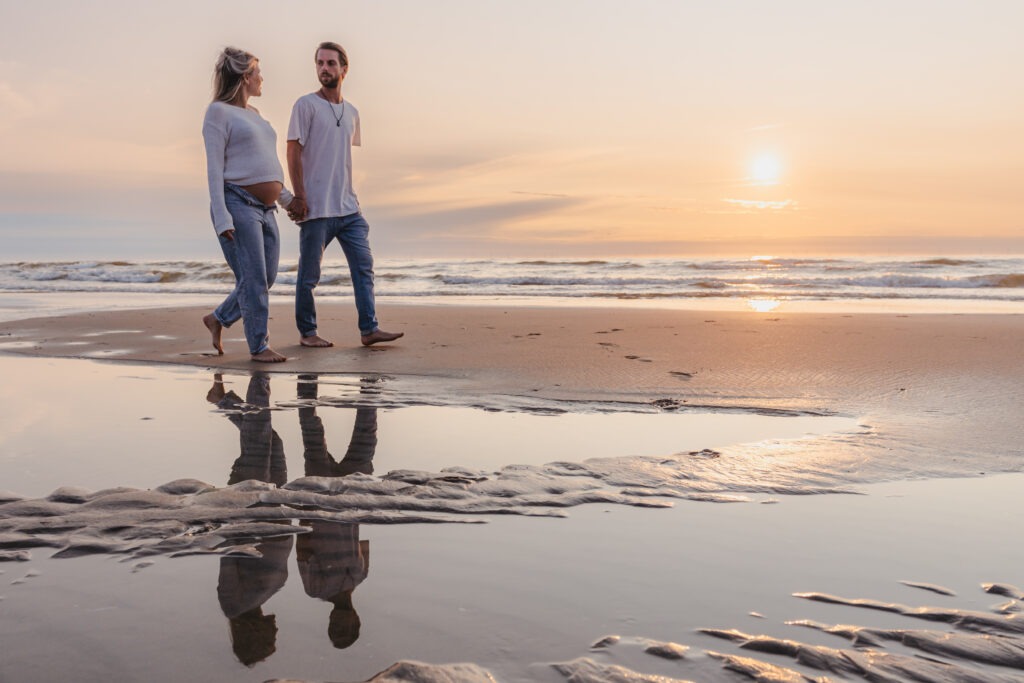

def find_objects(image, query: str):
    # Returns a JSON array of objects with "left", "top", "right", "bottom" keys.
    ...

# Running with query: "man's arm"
[{"left": 286, "top": 140, "right": 308, "bottom": 221}]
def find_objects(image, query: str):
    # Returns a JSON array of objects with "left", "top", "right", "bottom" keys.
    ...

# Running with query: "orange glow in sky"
[{"left": 1, "top": 1, "right": 1023, "bottom": 258}]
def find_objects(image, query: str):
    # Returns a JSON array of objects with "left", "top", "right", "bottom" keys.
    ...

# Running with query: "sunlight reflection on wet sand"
[{"left": 0, "top": 355, "right": 1021, "bottom": 682}]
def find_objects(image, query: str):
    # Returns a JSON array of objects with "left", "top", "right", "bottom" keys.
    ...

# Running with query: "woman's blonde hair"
[{"left": 212, "top": 46, "right": 257, "bottom": 103}]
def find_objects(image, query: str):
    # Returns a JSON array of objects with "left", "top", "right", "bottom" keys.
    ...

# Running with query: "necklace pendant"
[{"left": 337, "top": 121, "right": 341, "bottom": 127}]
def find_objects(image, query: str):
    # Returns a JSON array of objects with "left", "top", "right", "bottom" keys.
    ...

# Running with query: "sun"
[{"left": 750, "top": 155, "right": 782, "bottom": 185}]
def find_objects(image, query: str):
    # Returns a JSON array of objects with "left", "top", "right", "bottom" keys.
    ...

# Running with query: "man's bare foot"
[
  {"left": 251, "top": 348, "right": 288, "bottom": 363},
  {"left": 361, "top": 329, "right": 404, "bottom": 346},
  {"left": 203, "top": 313, "right": 224, "bottom": 355},
  {"left": 300, "top": 335, "right": 334, "bottom": 348}
]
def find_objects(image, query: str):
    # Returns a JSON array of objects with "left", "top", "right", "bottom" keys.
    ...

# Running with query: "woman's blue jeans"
[
  {"left": 295, "top": 213, "right": 378, "bottom": 337},
  {"left": 213, "top": 184, "right": 280, "bottom": 355}
]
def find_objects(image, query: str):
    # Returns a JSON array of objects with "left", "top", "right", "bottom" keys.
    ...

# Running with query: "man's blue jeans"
[
  {"left": 213, "top": 184, "right": 280, "bottom": 355},
  {"left": 296, "top": 213, "right": 378, "bottom": 337}
]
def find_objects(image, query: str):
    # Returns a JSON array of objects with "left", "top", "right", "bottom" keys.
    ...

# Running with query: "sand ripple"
[
  {"left": 552, "top": 583, "right": 1024, "bottom": 683},
  {"left": 1, "top": 429, "right": 902, "bottom": 562},
  {"left": 373, "top": 584, "right": 1024, "bottom": 682},
  {"left": 288, "top": 584, "right": 1023, "bottom": 682}
]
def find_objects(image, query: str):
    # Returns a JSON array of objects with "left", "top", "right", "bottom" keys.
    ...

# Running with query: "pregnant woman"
[{"left": 202, "top": 46, "right": 295, "bottom": 362}]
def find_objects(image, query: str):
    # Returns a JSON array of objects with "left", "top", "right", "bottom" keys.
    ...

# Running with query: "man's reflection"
[
  {"left": 298, "top": 373, "right": 377, "bottom": 477},
  {"left": 296, "top": 374, "right": 374, "bottom": 648},
  {"left": 208, "top": 373, "right": 291, "bottom": 666}
]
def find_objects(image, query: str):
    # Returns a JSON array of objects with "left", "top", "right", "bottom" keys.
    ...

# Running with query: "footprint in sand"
[
  {"left": 624, "top": 355, "right": 653, "bottom": 363},
  {"left": 10, "top": 569, "right": 41, "bottom": 585},
  {"left": 669, "top": 371, "right": 694, "bottom": 379}
]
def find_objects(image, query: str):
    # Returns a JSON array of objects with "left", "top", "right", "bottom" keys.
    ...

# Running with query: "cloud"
[
  {"left": 373, "top": 195, "right": 584, "bottom": 243},
  {"left": 719, "top": 198, "right": 798, "bottom": 212},
  {"left": 0, "top": 82, "right": 34, "bottom": 122},
  {"left": 0, "top": 61, "right": 73, "bottom": 132},
  {"left": 511, "top": 190, "right": 572, "bottom": 199}
]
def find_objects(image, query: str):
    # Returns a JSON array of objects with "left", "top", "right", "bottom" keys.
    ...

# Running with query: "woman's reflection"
[
  {"left": 208, "top": 372, "right": 291, "bottom": 665},
  {"left": 296, "top": 373, "right": 374, "bottom": 649}
]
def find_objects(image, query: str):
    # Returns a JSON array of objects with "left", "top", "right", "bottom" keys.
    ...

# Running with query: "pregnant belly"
[{"left": 240, "top": 181, "right": 283, "bottom": 207}]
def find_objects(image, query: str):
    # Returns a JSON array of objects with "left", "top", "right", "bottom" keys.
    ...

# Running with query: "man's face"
[{"left": 316, "top": 49, "right": 347, "bottom": 89}]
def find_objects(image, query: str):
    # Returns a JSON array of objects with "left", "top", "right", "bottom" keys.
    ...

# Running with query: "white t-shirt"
[{"left": 287, "top": 93, "right": 362, "bottom": 220}]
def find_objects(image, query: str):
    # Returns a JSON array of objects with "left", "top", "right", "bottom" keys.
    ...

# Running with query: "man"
[{"left": 286, "top": 41, "right": 402, "bottom": 347}]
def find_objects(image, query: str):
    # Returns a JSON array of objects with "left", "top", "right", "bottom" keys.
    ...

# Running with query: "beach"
[
  {"left": 1, "top": 301, "right": 1022, "bottom": 682},
  {"left": 5, "top": 301, "right": 1023, "bottom": 405},
  {"left": 7, "top": 1, "right": 1024, "bottom": 678}
]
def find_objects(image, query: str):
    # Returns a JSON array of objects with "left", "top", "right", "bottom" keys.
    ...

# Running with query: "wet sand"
[
  {"left": 2, "top": 302, "right": 1022, "bottom": 411},
  {"left": 1, "top": 304, "right": 1023, "bottom": 681},
  {"left": 3, "top": 302, "right": 1022, "bottom": 481}
]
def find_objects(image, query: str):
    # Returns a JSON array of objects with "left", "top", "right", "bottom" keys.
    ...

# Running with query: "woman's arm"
[
  {"left": 202, "top": 105, "right": 235, "bottom": 236},
  {"left": 277, "top": 185, "right": 295, "bottom": 209}
]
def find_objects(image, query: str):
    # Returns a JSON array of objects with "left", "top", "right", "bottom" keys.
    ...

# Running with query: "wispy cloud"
[
  {"left": 372, "top": 195, "right": 585, "bottom": 246},
  {"left": 511, "top": 190, "right": 572, "bottom": 199},
  {"left": 0, "top": 82, "right": 34, "bottom": 122},
  {"left": 720, "top": 198, "right": 798, "bottom": 211}
]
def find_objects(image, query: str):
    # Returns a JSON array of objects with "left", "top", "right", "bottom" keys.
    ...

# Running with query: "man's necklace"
[{"left": 320, "top": 90, "right": 346, "bottom": 127}]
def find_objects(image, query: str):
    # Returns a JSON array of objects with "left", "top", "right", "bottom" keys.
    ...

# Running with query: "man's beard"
[{"left": 319, "top": 73, "right": 340, "bottom": 89}]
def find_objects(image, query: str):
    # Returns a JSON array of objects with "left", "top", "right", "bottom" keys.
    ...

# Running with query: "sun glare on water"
[{"left": 747, "top": 299, "right": 781, "bottom": 313}]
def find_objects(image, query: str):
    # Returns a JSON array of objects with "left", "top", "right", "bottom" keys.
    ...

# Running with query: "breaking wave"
[{"left": 3, "top": 256, "right": 1023, "bottom": 302}]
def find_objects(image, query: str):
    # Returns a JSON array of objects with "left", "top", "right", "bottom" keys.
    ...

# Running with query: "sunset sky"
[{"left": 1, "top": 0, "right": 1022, "bottom": 259}]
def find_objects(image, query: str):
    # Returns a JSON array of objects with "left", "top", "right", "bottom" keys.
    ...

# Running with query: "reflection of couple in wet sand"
[{"left": 207, "top": 373, "right": 376, "bottom": 665}]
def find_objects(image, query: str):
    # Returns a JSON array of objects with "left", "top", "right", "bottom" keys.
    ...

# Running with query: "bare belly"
[{"left": 240, "top": 180, "right": 282, "bottom": 207}]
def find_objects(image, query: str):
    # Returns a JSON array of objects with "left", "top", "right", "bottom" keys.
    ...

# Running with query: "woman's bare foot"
[
  {"left": 206, "top": 373, "right": 226, "bottom": 403},
  {"left": 251, "top": 348, "right": 288, "bottom": 363},
  {"left": 202, "top": 314, "right": 223, "bottom": 355},
  {"left": 361, "top": 329, "right": 404, "bottom": 346},
  {"left": 300, "top": 334, "right": 334, "bottom": 348}
]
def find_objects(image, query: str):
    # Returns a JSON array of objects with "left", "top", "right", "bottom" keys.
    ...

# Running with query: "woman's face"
[{"left": 244, "top": 62, "right": 263, "bottom": 98}]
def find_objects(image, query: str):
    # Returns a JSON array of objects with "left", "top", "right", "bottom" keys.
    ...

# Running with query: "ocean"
[{"left": 2, "top": 256, "right": 1023, "bottom": 309}]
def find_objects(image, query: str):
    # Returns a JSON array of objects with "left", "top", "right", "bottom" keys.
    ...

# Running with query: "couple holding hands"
[{"left": 202, "top": 42, "right": 402, "bottom": 362}]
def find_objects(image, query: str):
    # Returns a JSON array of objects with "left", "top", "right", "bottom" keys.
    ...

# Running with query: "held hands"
[{"left": 287, "top": 196, "right": 308, "bottom": 222}]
